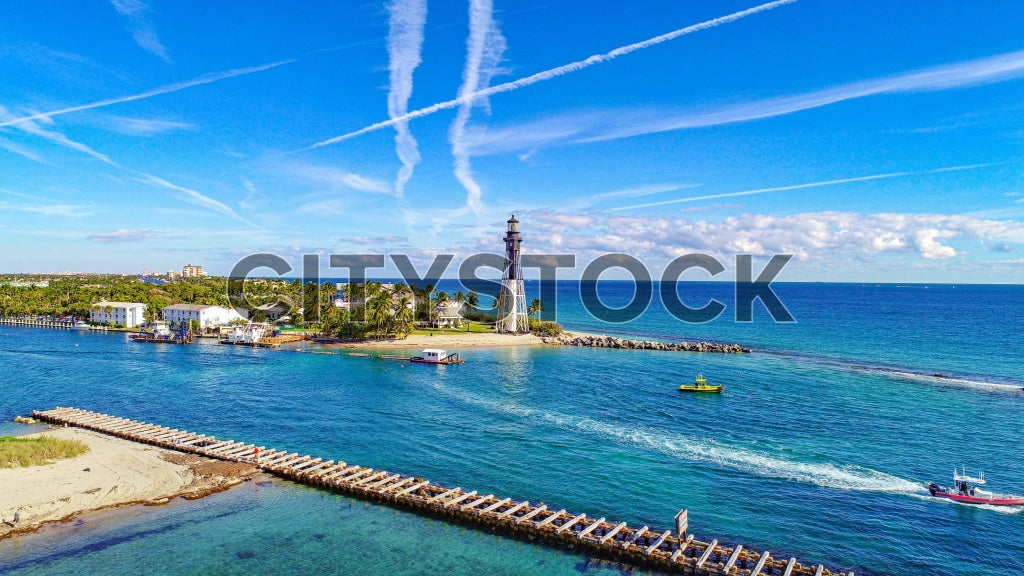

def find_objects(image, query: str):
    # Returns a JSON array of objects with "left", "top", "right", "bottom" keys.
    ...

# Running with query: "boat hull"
[
  {"left": 677, "top": 385, "right": 723, "bottom": 393},
  {"left": 928, "top": 483, "right": 1024, "bottom": 506},
  {"left": 410, "top": 358, "right": 464, "bottom": 365}
]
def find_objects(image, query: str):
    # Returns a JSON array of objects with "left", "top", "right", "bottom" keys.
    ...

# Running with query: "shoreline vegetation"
[
  {"left": 0, "top": 273, "right": 752, "bottom": 353},
  {"left": 0, "top": 434, "right": 89, "bottom": 468},
  {"left": 0, "top": 427, "right": 259, "bottom": 540}
]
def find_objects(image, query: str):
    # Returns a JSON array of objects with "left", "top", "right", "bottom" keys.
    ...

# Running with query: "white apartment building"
[
  {"left": 162, "top": 304, "right": 246, "bottom": 328},
  {"left": 90, "top": 301, "right": 147, "bottom": 327}
]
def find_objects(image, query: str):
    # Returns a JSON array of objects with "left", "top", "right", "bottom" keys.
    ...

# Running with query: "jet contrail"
[
  {"left": 0, "top": 59, "right": 296, "bottom": 128},
  {"left": 450, "top": 0, "right": 507, "bottom": 215},
  {"left": 296, "top": 0, "right": 796, "bottom": 152},
  {"left": 614, "top": 164, "right": 998, "bottom": 210},
  {"left": 386, "top": 0, "right": 428, "bottom": 199}
]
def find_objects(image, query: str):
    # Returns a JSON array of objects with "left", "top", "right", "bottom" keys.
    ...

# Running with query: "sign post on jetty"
[{"left": 675, "top": 509, "right": 688, "bottom": 537}]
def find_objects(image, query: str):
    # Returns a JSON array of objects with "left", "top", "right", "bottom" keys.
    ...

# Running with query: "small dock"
[
  {"left": 0, "top": 317, "right": 106, "bottom": 331},
  {"left": 32, "top": 407, "right": 852, "bottom": 576}
]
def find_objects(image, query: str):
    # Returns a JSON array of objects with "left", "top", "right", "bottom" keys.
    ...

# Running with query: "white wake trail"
[{"left": 430, "top": 380, "right": 923, "bottom": 494}]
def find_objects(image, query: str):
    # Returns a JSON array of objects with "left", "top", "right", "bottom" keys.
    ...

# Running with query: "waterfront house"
[
  {"left": 90, "top": 301, "right": 147, "bottom": 327},
  {"left": 162, "top": 304, "right": 247, "bottom": 329},
  {"left": 433, "top": 301, "right": 464, "bottom": 328},
  {"left": 255, "top": 302, "right": 291, "bottom": 322}
]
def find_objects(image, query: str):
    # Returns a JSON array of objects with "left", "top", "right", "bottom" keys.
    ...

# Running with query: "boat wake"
[
  {"left": 760, "top": 349, "right": 1024, "bottom": 394},
  {"left": 430, "top": 381, "right": 923, "bottom": 495},
  {"left": 876, "top": 369, "right": 1024, "bottom": 394}
]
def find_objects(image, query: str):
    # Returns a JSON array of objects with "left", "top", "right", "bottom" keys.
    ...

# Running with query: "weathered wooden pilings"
[
  {"left": 549, "top": 332, "right": 750, "bottom": 353},
  {"left": 32, "top": 407, "right": 849, "bottom": 576}
]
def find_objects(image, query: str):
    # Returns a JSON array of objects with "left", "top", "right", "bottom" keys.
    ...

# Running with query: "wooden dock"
[
  {"left": 0, "top": 317, "right": 106, "bottom": 331},
  {"left": 32, "top": 407, "right": 853, "bottom": 576}
]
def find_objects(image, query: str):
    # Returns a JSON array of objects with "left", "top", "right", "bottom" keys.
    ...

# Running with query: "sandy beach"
[
  {"left": 0, "top": 426, "right": 258, "bottom": 540},
  {"left": 322, "top": 331, "right": 556, "bottom": 349}
]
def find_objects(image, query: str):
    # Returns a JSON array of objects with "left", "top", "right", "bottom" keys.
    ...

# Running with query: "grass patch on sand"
[{"left": 0, "top": 435, "right": 89, "bottom": 468}]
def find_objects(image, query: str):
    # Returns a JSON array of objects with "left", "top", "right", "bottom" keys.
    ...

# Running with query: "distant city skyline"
[{"left": 2, "top": 1, "right": 1023, "bottom": 282}]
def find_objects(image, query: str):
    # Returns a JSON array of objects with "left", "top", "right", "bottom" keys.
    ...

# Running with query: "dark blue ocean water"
[{"left": 1, "top": 283, "right": 1022, "bottom": 576}]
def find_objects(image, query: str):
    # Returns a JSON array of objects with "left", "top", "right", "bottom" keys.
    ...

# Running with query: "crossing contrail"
[
  {"left": 294, "top": 0, "right": 796, "bottom": 152},
  {"left": 0, "top": 59, "right": 295, "bottom": 128}
]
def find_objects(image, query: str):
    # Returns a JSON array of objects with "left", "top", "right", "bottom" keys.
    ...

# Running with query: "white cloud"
[
  {"left": 136, "top": 172, "right": 255, "bottom": 225},
  {"left": 519, "top": 209, "right": 1024, "bottom": 265},
  {"left": 912, "top": 229, "right": 958, "bottom": 259},
  {"left": 88, "top": 228, "right": 156, "bottom": 242},
  {"left": 289, "top": 164, "right": 393, "bottom": 195},
  {"left": 238, "top": 177, "right": 262, "bottom": 210},
  {"left": 110, "top": 0, "right": 171, "bottom": 62},
  {"left": 0, "top": 201, "right": 94, "bottom": 217},
  {"left": 0, "top": 137, "right": 47, "bottom": 163},
  {"left": 97, "top": 116, "right": 195, "bottom": 136},
  {"left": 341, "top": 235, "right": 408, "bottom": 245}
]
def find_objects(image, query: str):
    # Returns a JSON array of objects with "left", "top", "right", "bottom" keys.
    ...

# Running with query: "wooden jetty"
[
  {"left": 32, "top": 407, "right": 853, "bottom": 576},
  {"left": 1, "top": 317, "right": 106, "bottom": 331}
]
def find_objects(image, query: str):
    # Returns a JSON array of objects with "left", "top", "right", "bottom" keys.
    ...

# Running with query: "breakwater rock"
[{"left": 547, "top": 333, "right": 750, "bottom": 353}]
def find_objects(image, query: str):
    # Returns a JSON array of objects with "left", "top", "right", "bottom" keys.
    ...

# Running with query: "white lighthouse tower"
[{"left": 495, "top": 215, "right": 529, "bottom": 333}]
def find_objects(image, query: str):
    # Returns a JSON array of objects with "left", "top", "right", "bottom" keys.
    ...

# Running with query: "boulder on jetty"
[{"left": 545, "top": 332, "right": 749, "bottom": 353}]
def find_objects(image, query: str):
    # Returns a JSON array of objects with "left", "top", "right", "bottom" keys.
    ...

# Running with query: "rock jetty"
[{"left": 547, "top": 332, "right": 749, "bottom": 353}]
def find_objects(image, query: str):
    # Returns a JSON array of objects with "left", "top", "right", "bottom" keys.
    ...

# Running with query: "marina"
[
  {"left": 128, "top": 321, "right": 193, "bottom": 344},
  {"left": 0, "top": 317, "right": 104, "bottom": 331},
  {"left": 33, "top": 406, "right": 852, "bottom": 576}
]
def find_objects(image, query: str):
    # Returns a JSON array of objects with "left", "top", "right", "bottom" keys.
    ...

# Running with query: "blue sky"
[{"left": 2, "top": 0, "right": 1024, "bottom": 282}]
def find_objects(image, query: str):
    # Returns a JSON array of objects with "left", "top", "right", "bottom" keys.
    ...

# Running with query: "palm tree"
[
  {"left": 394, "top": 295, "right": 414, "bottom": 337},
  {"left": 528, "top": 298, "right": 543, "bottom": 319},
  {"left": 466, "top": 291, "right": 479, "bottom": 310},
  {"left": 366, "top": 289, "right": 392, "bottom": 338}
]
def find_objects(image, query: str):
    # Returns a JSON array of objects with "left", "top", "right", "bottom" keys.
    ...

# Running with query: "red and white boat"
[{"left": 928, "top": 468, "right": 1024, "bottom": 507}]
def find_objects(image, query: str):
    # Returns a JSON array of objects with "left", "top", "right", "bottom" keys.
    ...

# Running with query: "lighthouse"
[{"left": 495, "top": 215, "right": 529, "bottom": 333}]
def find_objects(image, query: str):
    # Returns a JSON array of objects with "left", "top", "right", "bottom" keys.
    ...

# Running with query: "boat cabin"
[{"left": 422, "top": 348, "right": 447, "bottom": 362}]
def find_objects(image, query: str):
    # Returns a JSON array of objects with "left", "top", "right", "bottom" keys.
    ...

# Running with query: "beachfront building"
[
  {"left": 255, "top": 302, "right": 292, "bottom": 322},
  {"left": 162, "top": 304, "right": 247, "bottom": 329},
  {"left": 90, "top": 301, "right": 147, "bottom": 327},
  {"left": 182, "top": 264, "right": 206, "bottom": 278},
  {"left": 433, "top": 301, "right": 464, "bottom": 328}
]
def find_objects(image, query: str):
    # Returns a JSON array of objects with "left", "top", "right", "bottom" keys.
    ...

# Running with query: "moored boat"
[
  {"left": 678, "top": 374, "right": 723, "bottom": 393},
  {"left": 409, "top": 348, "right": 464, "bottom": 364},
  {"left": 928, "top": 468, "right": 1024, "bottom": 506},
  {"left": 129, "top": 321, "right": 193, "bottom": 344}
]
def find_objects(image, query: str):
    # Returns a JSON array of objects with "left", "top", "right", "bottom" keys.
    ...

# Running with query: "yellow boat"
[{"left": 678, "top": 374, "right": 723, "bottom": 393}]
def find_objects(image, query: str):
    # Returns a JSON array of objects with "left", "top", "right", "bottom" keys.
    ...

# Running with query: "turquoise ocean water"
[{"left": 1, "top": 282, "right": 1022, "bottom": 575}]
